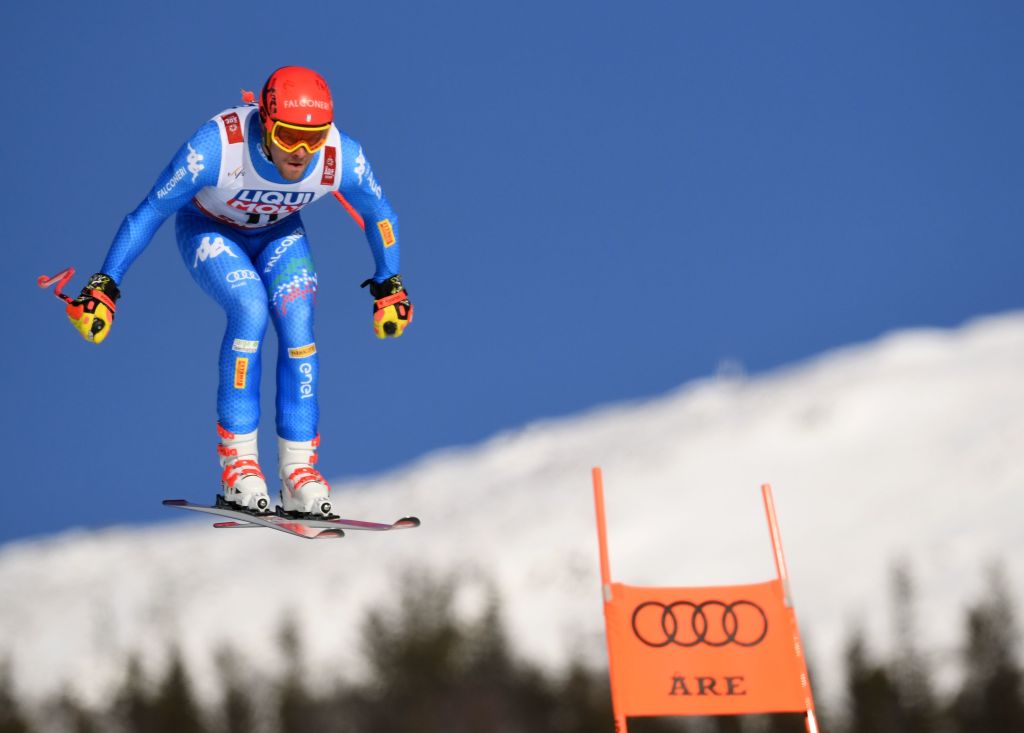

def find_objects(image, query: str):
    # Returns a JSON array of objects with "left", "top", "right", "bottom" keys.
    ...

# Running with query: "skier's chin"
[
  {"left": 269, "top": 144, "right": 311, "bottom": 180},
  {"left": 279, "top": 161, "right": 309, "bottom": 181}
]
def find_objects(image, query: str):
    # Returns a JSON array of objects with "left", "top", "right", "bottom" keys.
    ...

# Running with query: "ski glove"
[
  {"left": 361, "top": 275, "right": 413, "bottom": 339},
  {"left": 67, "top": 273, "right": 120, "bottom": 344}
]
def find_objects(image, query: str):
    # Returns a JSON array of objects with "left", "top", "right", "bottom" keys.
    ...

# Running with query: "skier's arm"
[
  {"left": 67, "top": 122, "right": 221, "bottom": 344},
  {"left": 335, "top": 135, "right": 411, "bottom": 339},
  {"left": 100, "top": 122, "right": 222, "bottom": 284},
  {"left": 335, "top": 135, "right": 401, "bottom": 283}
]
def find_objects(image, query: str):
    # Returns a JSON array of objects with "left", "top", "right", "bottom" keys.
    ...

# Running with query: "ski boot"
[
  {"left": 277, "top": 434, "right": 334, "bottom": 517},
  {"left": 216, "top": 424, "right": 271, "bottom": 513}
]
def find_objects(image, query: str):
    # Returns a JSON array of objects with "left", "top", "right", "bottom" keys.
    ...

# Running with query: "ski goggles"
[{"left": 269, "top": 120, "right": 331, "bottom": 154}]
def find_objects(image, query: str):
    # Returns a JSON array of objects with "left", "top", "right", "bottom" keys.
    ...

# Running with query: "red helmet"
[{"left": 258, "top": 66, "right": 333, "bottom": 148}]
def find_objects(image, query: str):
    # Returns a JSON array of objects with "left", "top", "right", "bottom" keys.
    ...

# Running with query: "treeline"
[{"left": 1, "top": 563, "right": 1022, "bottom": 733}]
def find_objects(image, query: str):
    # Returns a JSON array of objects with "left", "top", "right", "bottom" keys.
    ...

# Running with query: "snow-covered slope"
[{"left": 3, "top": 312, "right": 1023, "bottom": 708}]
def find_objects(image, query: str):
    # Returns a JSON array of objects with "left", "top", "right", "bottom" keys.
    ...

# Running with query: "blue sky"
[{"left": 4, "top": 1, "right": 1022, "bottom": 543}]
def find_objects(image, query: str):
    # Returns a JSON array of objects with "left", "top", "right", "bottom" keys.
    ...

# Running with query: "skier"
[{"left": 64, "top": 66, "right": 413, "bottom": 518}]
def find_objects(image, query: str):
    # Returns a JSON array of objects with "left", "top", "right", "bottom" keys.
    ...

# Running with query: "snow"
[{"left": 2, "top": 311, "right": 1023, "bottom": 709}]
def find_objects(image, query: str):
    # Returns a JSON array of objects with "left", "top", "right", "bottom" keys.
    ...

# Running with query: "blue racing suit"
[{"left": 100, "top": 104, "right": 400, "bottom": 440}]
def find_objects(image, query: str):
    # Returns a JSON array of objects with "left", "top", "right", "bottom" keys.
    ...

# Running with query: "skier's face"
[{"left": 269, "top": 141, "right": 313, "bottom": 181}]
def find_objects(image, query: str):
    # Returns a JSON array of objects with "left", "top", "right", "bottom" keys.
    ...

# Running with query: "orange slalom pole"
[
  {"left": 762, "top": 484, "right": 819, "bottom": 733},
  {"left": 762, "top": 483, "right": 793, "bottom": 606},
  {"left": 592, "top": 467, "right": 628, "bottom": 733},
  {"left": 593, "top": 467, "right": 613, "bottom": 593}
]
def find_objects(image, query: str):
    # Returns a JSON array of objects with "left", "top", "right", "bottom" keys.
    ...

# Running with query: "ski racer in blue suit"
[{"left": 66, "top": 66, "right": 413, "bottom": 518}]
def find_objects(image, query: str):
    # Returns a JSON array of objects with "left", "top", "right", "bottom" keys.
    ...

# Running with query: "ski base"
[{"left": 163, "top": 499, "right": 420, "bottom": 540}]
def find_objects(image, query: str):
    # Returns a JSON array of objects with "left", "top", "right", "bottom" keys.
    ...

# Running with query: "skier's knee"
[{"left": 229, "top": 296, "right": 270, "bottom": 333}]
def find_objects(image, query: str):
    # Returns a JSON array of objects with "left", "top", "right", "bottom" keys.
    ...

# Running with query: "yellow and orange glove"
[
  {"left": 66, "top": 273, "right": 120, "bottom": 344},
  {"left": 361, "top": 275, "right": 413, "bottom": 339}
]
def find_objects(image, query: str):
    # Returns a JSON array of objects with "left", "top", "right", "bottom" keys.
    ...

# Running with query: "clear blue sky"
[{"left": 4, "top": 1, "right": 1022, "bottom": 543}]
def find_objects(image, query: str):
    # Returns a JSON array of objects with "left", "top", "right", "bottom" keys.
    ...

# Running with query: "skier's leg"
[
  {"left": 176, "top": 211, "right": 271, "bottom": 510},
  {"left": 257, "top": 225, "right": 332, "bottom": 516}
]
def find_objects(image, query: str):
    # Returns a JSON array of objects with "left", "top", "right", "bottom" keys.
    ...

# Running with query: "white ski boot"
[
  {"left": 217, "top": 424, "right": 271, "bottom": 513},
  {"left": 278, "top": 434, "right": 333, "bottom": 517}
]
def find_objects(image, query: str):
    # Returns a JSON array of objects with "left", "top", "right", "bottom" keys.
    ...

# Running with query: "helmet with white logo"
[{"left": 258, "top": 66, "right": 334, "bottom": 154}]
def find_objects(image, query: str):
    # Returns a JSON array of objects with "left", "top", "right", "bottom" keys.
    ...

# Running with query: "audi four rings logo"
[
  {"left": 226, "top": 269, "right": 259, "bottom": 284},
  {"left": 631, "top": 600, "right": 768, "bottom": 648}
]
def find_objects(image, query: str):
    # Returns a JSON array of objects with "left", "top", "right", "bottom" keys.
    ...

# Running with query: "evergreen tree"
[
  {"left": 110, "top": 651, "right": 208, "bottom": 733},
  {"left": 545, "top": 662, "right": 615, "bottom": 733},
  {"left": 149, "top": 647, "right": 208, "bottom": 733},
  {"left": 887, "top": 560, "right": 939, "bottom": 733},
  {"left": 354, "top": 572, "right": 519, "bottom": 732},
  {"left": 350, "top": 570, "right": 641, "bottom": 732},
  {"left": 0, "top": 658, "right": 30, "bottom": 733},
  {"left": 274, "top": 616, "right": 347, "bottom": 733},
  {"left": 354, "top": 572, "right": 461, "bottom": 731},
  {"left": 949, "top": 563, "right": 1024, "bottom": 732},
  {"left": 214, "top": 648, "right": 257, "bottom": 733},
  {"left": 276, "top": 617, "right": 312, "bottom": 733},
  {"left": 842, "top": 630, "right": 903, "bottom": 733},
  {"left": 55, "top": 688, "right": 103, "bottom": 733},
  {"left": 112, "top": 656, "right": 154, "bottom": 733}
]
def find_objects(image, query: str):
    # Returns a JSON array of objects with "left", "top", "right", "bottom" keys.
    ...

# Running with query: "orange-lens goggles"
[{"left": 270, "top": 121, "right": 331, "bottom": 154}]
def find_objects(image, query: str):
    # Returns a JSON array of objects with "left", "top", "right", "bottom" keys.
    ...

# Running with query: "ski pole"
[{"left": 37, "top": 267, "right": 76, "bottom": 304}]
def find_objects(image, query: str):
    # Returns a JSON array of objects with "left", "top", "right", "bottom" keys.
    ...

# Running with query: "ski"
[{"left": 162, "top": 499, "right": 420, "bottom": 540}]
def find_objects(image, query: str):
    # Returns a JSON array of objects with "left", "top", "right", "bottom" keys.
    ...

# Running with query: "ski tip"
[
  {"left": 163, "top": 499, "right": 189, "bottom": 507},
  {"left": 395, "top": 516, "right": 421, "bottom": 529}
]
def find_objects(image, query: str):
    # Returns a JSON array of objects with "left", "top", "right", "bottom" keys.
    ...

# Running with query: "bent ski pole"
[{"left": 38, "top": 267, "right": 76, "bottom": 304}]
